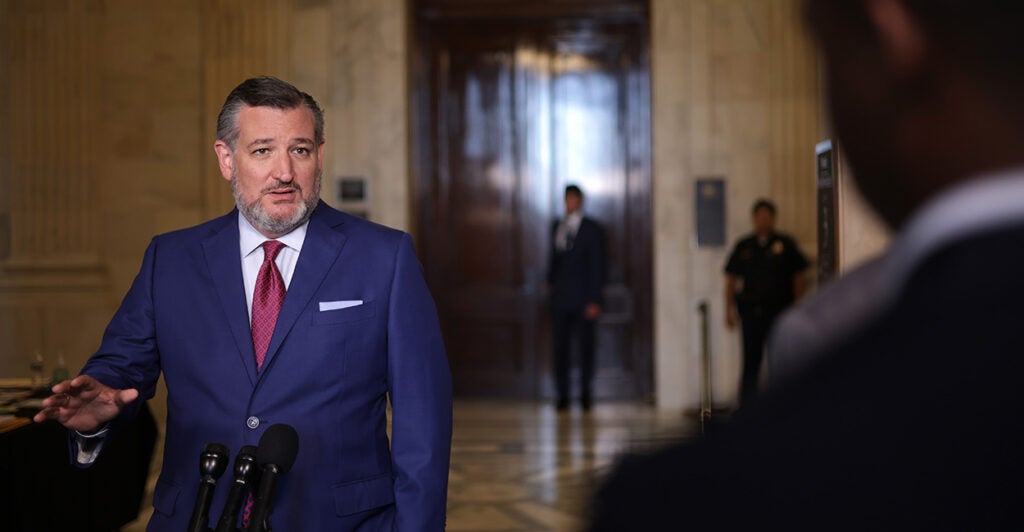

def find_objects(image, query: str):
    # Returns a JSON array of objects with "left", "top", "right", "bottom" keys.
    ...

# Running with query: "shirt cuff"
[{"left": 73, "top": 425, "right": 110, "bottom": 465}]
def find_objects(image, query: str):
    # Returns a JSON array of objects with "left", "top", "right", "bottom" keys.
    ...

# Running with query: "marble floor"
[
  {"left": 125, "top": 400, "right": 695, "bottom": 531},
  {"left": 445, "top": 400, "right": 694, "bottom": 531}
]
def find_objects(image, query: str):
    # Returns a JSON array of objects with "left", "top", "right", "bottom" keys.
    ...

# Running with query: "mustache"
[{"left": 262, "top": 180, "right": 301, "bottom": 194}]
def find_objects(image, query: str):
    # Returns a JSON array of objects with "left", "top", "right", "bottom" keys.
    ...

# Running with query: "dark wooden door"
[{"left": 412, "top": 2, "right": 653, "bottom": 399}]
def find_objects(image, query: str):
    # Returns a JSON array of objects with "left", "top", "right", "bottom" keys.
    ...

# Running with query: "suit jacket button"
[{"left": 246, "top": 416, "right": 260, "bottom": 429}]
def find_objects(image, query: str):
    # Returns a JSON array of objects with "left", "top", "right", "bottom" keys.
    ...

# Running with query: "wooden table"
[{"left": 0, "top": 386, "right": 157, "bottom": 531}]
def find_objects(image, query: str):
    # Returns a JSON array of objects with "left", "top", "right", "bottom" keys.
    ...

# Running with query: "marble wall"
[
  {"left": 1, "top": 0, "right": 203, "bottom": 382},
  {"left": 264, "top": 0, "right": 411, "bottom": 230},
  {"left": 323, "top": 0, "right": 410, "bottom": 232},
  {"left": 650, "top": 0, "right": 821, "bottom": 409},
  {"left": 1, "top": 0, "right": 821, "bottom": 413},
  {"left": 836, "top": 152, "right": 891, "bottom": 272},
  {"left": 198, "top": 0, "right": 294, "bottom": 219}
]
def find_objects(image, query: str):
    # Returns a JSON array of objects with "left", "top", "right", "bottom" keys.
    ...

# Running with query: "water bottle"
[
  {"left": 29, "top": 351, "right": 45, "bottom": 388},
  {"left": 51, "top": 352, "right": 69, "bottom": 385}
]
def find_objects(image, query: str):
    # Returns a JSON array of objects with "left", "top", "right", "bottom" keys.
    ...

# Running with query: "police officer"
[{"left": 724, "top": 199, "right": 808, "bottom": 406}]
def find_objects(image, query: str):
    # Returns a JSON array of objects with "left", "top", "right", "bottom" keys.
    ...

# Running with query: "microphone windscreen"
[
  {"left": 205, "top": 442, "right": 230, "bottom": 456},
  {"left": 201, "top": 442, "right": 230, "bottom": 478},
  {"left": 256, "top": 424, "right": 299, "bottom": 474}
]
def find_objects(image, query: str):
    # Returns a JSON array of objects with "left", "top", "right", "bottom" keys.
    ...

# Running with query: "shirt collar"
[
  {"left": 886, "top": 165, "right": 1024, "bottom": 291},
  {"left": 238, "top": 212, "right": 309, "bottom": 258}
]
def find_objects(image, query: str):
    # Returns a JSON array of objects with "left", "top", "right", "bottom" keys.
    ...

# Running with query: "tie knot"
[{"left": 262, "top": 240, "right": 286, "bottom": 263}]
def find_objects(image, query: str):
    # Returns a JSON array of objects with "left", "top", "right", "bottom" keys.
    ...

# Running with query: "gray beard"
[{"left": 232, "top": 168, "right": 321, "bottom": 236}]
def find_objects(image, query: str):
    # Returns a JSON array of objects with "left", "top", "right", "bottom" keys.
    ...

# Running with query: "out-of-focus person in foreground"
[{"left": 592, "top": 0, "right": 1024, "bottom": 528}]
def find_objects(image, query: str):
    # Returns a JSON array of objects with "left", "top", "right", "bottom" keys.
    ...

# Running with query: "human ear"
[
  {"left": 213, "top": 140, "right": 235, "bottom": 182},
  {"left": 864, "top": 0, "right": 927, "bottom": 78}
]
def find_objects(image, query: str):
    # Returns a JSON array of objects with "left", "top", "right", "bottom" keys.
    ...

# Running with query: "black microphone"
[
  {"left": 188, "top": 442, "right": 230, "bottom": 532},
  {"left": 215, "top": 445, "right": 259, "bottom": 532},
  {"left": 247, "top": 424, "right": 299, "bottom": 532}
]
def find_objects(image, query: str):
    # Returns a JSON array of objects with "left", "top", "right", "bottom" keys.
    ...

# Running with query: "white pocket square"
[{"left": 319, "top": 300, "right": 364, "bottom": 312}]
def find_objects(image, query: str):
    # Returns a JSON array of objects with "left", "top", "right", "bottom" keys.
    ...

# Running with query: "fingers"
[
  {"left": 33, "top": 407, "right": 55, "bottom": 424},
  {"left": 31, "top": 376, "right": 135, "bottom": 431},
  {"left": 35, "top": 390, "right": 70, "bottom": 422},
  {"left": 33, "top": 375, "right": 122, "bottom": 426},
  {"left": 33, "top": 392, "right": 72, "bottom": 423},
  {"left": 41, "top": 392, "right": 72, "bottom": 408},
  {"left": 116, "top": 388, "right": 140, "bottom": 407},
  {"left": 49, "top": 379, "right": 72, "bottom": 395},
  {"left": 63, "top": 375, "right": 111, "bottom": 403},
  {"left": 49, "top": 375, "right": 92, "bottom": 396},
  {"left": 69, "top": 374, "right": 98, "bottom": 390}
]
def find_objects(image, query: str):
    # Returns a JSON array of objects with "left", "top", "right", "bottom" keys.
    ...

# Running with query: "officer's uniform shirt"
[{"left": 724, "top": 232, "right": 809, "bottom": 312}]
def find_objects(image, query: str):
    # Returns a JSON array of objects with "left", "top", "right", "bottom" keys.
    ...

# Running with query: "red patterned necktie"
[{"left": 252, "top": 240, "right": 286, "bottom": 371}]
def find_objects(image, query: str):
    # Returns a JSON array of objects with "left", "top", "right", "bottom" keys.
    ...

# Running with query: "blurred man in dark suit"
[
  {"left": 548, "top": 185, "right": 606, "bottom": 411},
  {"left": 592, "top": 0, "right": 1024, "bottom": 528}
]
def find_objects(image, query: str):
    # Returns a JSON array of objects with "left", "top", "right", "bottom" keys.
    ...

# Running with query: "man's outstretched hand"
[{"left": 32, "top": 375, "right": 138, "bottom": 433}]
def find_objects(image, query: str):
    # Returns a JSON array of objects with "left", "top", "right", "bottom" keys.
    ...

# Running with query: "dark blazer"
[
  {"left": 547, "top": 216, "right": 606, "bottom": 309},
  {"left": 81, "top": 202, "right": 452, "bottom": 531},
  {"left": 592, "top": 224, "right": 1024, "bottom": 530}
]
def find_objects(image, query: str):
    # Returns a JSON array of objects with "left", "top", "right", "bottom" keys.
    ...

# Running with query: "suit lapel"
[
  {"left": 577, "top": 217, "right": 591, "bottom": 242},
  {"left": 258, "top": 203, "right": 348, "bottom": 377},
  {"left": 202, "top": 210, "right": 258, "bottom": 386}
]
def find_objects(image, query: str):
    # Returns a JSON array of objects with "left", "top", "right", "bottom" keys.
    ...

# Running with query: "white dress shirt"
[
  {"left": 555, "top": 211, "right": 584, "bottom": 251},
  {"left": 238, "top": 213, "right": 308, "bottom": 320},
  {"left": 769, "top": 166, "right": 1024, "bottom": 385}
]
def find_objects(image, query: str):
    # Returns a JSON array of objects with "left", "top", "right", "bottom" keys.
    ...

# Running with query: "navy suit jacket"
[
  {"left": 81, "top": 202, "right": 452, "bottom": 530},
  {"left": 547, "top": 217, "right": 606, "bottom": 310}
]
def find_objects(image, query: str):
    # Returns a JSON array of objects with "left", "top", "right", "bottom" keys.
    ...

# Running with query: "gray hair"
[{"left": 216, "top": 76, "right": 325, "bottom": 150}]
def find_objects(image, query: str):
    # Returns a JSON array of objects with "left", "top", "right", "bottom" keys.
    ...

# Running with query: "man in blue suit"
[{"left": 34, "top": 77, "right": 453, "bottom": 530}]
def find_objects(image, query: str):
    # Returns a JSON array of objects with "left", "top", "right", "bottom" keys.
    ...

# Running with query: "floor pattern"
[{"left": 445, "top": 400, "right": 694, "bottom": 531}]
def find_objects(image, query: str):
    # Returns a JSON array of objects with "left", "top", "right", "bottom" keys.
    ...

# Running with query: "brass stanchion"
[{"left": 698, "top": 301, "right": 712, "bottom": 434}]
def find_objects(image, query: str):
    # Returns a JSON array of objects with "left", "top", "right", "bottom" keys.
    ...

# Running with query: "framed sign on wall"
[{"left": 695, "top": 178, "right": 725, "bottom": 247}]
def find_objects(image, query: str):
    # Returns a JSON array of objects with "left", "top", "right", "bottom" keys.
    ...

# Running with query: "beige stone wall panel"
[{"left": 651, "top": 0, "right": 820, "bottom": 409}]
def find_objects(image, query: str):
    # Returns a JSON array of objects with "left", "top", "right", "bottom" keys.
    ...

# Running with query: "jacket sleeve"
[
  {"left": 386, "top": 233, "right": 454, "bottom": 531},
  {"left": 73, "top": 238, "right": 163, "bottom": 465}
]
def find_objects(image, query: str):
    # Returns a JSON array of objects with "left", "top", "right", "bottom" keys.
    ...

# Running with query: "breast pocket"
[{"left": 312, "top": 300, "right": 376, "bottom": 326}]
